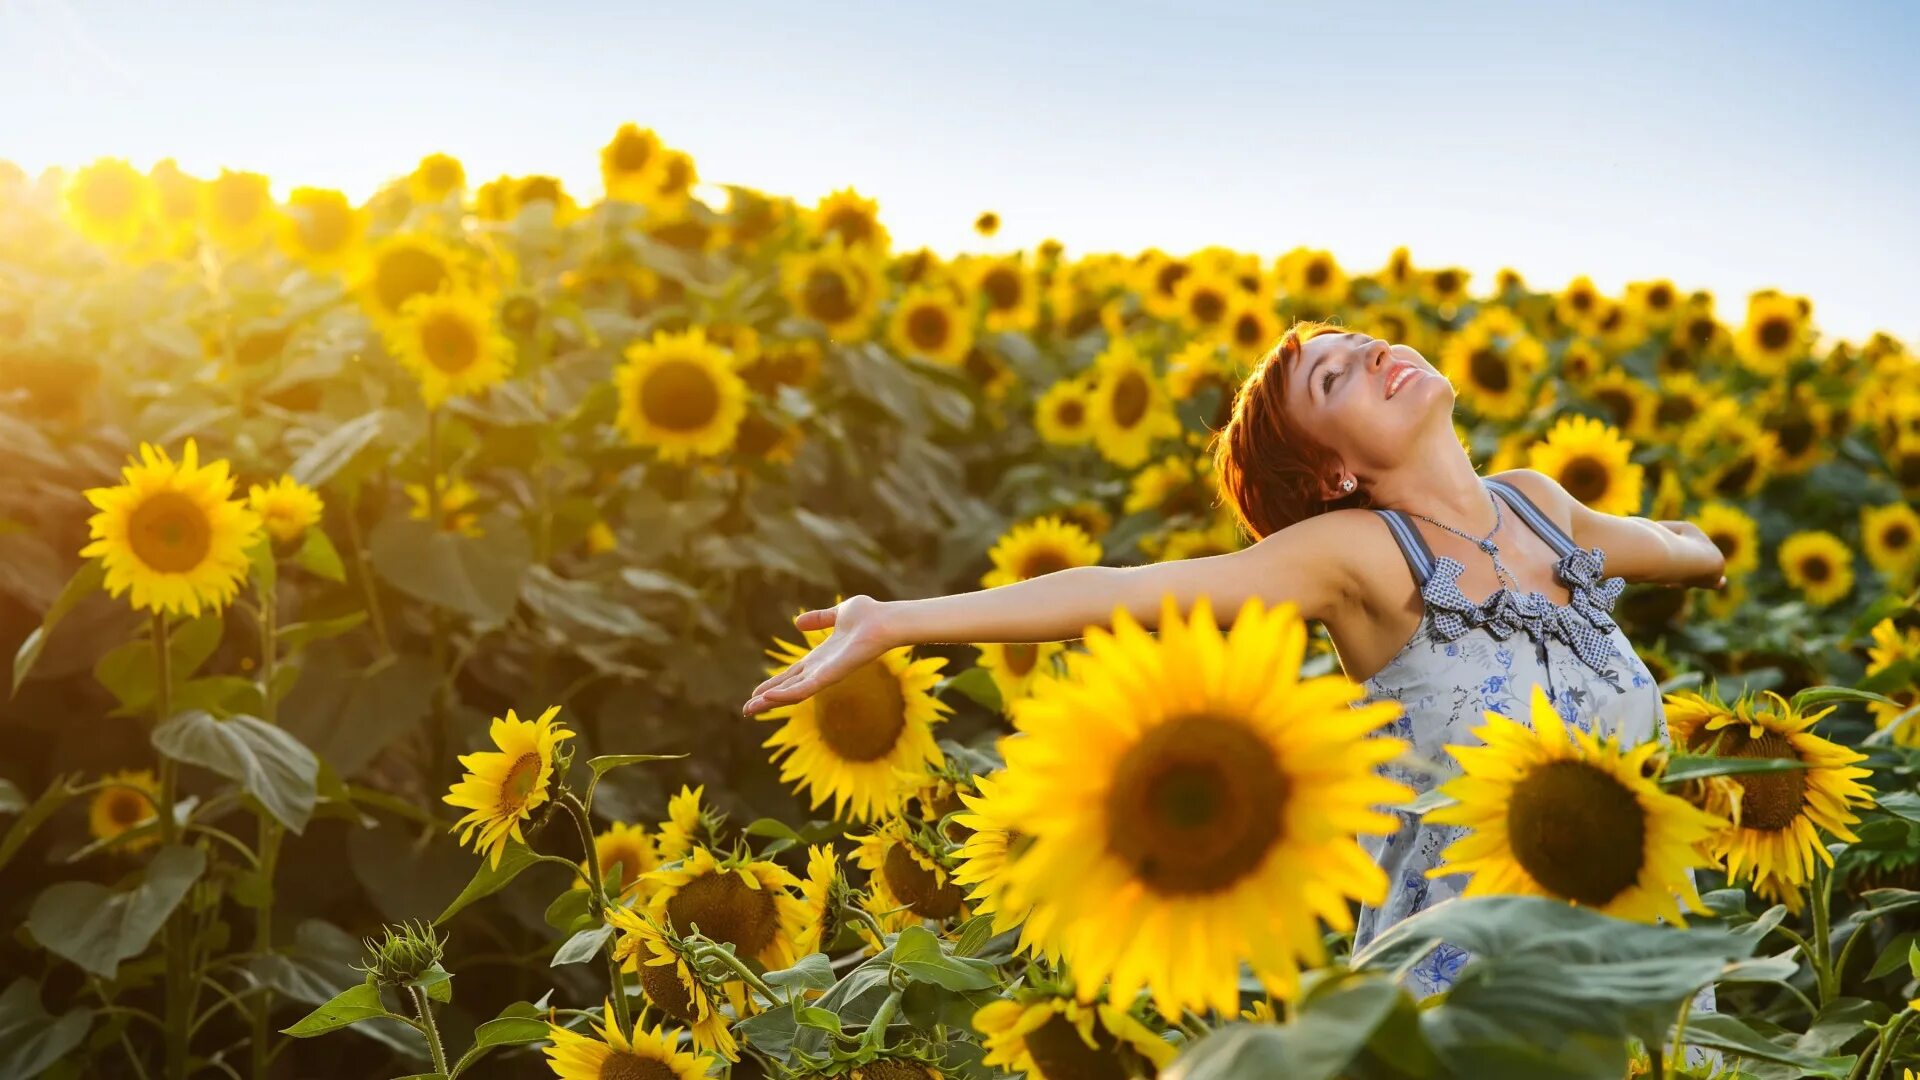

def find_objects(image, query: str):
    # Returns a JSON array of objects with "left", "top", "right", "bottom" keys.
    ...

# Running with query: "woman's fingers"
[{"left": 794, "top": 605, "right": 836, "bottom": 630}]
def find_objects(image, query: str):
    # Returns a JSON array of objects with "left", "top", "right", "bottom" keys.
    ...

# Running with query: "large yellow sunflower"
[
  {"left": 949, "top": 773, "right": 1055, "bottom": 960},
  {"left": 1683, "top": 402, "right": 1781, "bottom": 500},
  {"left": 1439, "top": 320, "right": 1547, "bottom": 421},
  {"left": 63, "top": 158, "right": 155, "bottom": 248},
  {"left": 1277, "top": 248, "right": 1349, "bottom": 309},
  {"left": 1862, "top": 503, "right": 1920, "bottom": 586},
  {"left": 1778, "top": 530, "right": 1854, "bottom": 608},
  {"left": 1584, "top": 369, "right": 1657, "bottom": 439},
  {"left": 1663, "top": 689, "right": 1874, "bottom": 889},
  {"left": 81, "top": 439, "right": 263, "bottom": 618},
  {"left": 887, "top": 285, "right": 974, "bottom": 366},
  {"left": 1865, "top": 618, "right": 1920, "bottom": 745},
  {"left": 972, "top": 995, "right": 1176, "bottom": 1080},
  {"left": 202, "top": 168, "right": 275, "bottom": 251},
  {"left": 980, "top": 515, "right": 1102, "bottom": 589},
  {"left": 1220, "top": 298, "right": 1280, "bottom": 364},
  {"left": 972, "top": 640, "right": 1065, "bottom": 712},
  {"left": 1425, "top": 684, "right": 1723, "bottom": 924},
  {"left": 443, "top": 705, "right": 574, "bottom": 869},
  {"left": 1651, "top": 372, "right": 1713, "bottom": 437},
  {"left": 993, "top": 593, "right": 1411, "bottom": 1014},
  {"left": 1088, "top": 337, "right": 1180, "bottom": 469},
  {"left": 615, "top": 327, "right": 749, "bottom": 463},
  {"left": 1735, "top": 291, "right": 1809, "bottom": 376},
  {"left": 793, "top": 843, "right": 844, "bottom": 956},
  {"left": 588, "top": 821, "right": 660, "bottom": 900},
  {"left": 1173, "top": 268, "right": 1236, "bottom": 335},
  {"left": 360, "top": 233, "right": 462, "bottom": 324},
  {"left": 1524, "top": 415, "right": 1644, "bottom": 516},
  {"left": 972, "top": 256, "right": 1040, "bottom": 334},
  {"left": 781, "top": 240, "right": 883, "bottom": 342},
  {"left": 407, "top": 152, "right": 466, "bottom": 204},
  {"left": 247, "top": 475, "right": 323, "bottom": 545},
  {"left": 543, "top": 1012, "right": 709, "bottom": 1080},
  {"left": 758, "top": 612, "right": 951, "bottom": 823},
  {"left": 642, "top": 845, "right": 809, "bottom": 973},
  {"left": 1689, "top": 501, "right": 1761, "bottom": 579},
  {"left": 809, "top": 187, "right": 890, "bottom": 254},
  {"left": 1758, "top": 382, "right": 1834, "bottom": 476},
  {"left": 853, "top": 817, "right": 971, "bottom": 937},
  {"left": 608, "top": 909, "right": 738, "bottom": 1061},
  {"left": 89, "top": 769, "right": 161, "bottom": 854},
  {"left": 1034, "top": 379, "right": 1096, "bottom": 447},
  {"left": 276, "top": 187, "right": 365, "bottom": 274},
  {"left": 600, "top": 123, "right": 667, "bottom": 203},
  {"left": 385, "top": 289, "right": 513, "bottom": 409}
]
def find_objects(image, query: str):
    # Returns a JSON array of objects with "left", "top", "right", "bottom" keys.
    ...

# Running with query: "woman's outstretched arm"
[
  {"left": 740, "top": 509, "right": 1364, "bottom": 716},
  {"left": 1498, "top": 468, "right": 1727, "bottom": 589}
]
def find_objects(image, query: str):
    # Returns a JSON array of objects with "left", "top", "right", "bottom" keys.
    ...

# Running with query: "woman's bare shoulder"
[
  {"left": 1239, "top": 507, "right": 1406, "bottom": 608},
  {"left": 1488, "top": 469, "right": 1578, "bottom": 526}
]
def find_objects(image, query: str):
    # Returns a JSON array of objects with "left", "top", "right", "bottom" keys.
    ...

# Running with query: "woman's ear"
[{"left": 1321, "top": 473, "right": 1356, "bottom": 501}]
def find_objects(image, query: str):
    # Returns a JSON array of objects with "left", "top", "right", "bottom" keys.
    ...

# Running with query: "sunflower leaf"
[
  {"left": 294, "top": 528, "right": 347, "bottom": 583},
  {"left": 288, "top": 411, "right": 385, "bottom": 489},
  {"left": 586, "top": 753, "right": 687, "bottom": 779},
  {"left": 435, "top": 842, "right": 543, "bottom": 925},
  {"left": 1674, "top": 1013, "right": 1855, "bottom": 1077},
  {"left": 449, "top": 1016, "right": 552, "bottom": 1077},
  {"left": 1163, "top": 977, "right": 1415, "bottom": 1080},
  {"left": 27, "top": 844, "right": 205, "bottom": 978},
  {"left": 276, "top": 611, "right": 369, "bottom": 653},
  {"left": 0, "top": 773, "right": 86, "bottom": 875},
  {"left": 151, "top": 710, "right": 320, "bottom": 833},
  {"left": 550, "top": 924, "right": 614, "bottom": 967},
  {"left": 0, "top": 978, "right": 94, "bottom": 1079},
  {"left": 763, "top": 953, "right": 836, "bottom": 992},
  {"left": 1790, "top": 684, "right": 1900, "bottom": 711},
  {"left": 890, "top": 925, "right": 996, "bottom": 991},
  {"left": 280, "top": 979, "right": 395, "bottom": 1037},
  {"left": 1657, "top": 754, "right": 1813, "bottom": 784},
  {"left": 934, "top": 666, "right": 1001, "bottom": 713},
  {"left": 10, "top": 559, "right": 103, "bottom": 696}
]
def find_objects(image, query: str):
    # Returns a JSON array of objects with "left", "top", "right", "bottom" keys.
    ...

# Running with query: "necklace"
[{"left": 1406, "top": 483, "right": 1520, "bottom": 592}]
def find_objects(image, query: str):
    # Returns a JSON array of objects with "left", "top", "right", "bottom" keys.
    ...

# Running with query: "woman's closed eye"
[{"left": 1322, "top": 367, "right": 1340, "bottom": 395}]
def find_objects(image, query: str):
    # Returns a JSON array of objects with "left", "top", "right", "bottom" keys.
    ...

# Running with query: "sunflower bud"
[{"left": 357, "top": 920, "right": 447, "bottom": 988}]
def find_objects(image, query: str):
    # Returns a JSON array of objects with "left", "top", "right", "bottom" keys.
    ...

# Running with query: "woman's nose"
[{"left": 1369, "top": 341, "right": 1391, "bottom": 370}]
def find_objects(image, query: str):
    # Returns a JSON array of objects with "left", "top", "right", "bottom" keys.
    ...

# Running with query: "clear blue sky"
[{"left": 3, "top": 0, "right": 1915, "bottom": 345}]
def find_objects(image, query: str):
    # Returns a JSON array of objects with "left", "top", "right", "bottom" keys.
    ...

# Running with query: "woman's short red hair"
[{"left": 1210, "top": 319, "right": 1371, "bottom": 541}]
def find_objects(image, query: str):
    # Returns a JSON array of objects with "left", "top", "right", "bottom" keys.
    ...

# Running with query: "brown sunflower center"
[
  {"left": 499, "top": 753, "right": 543, "bottom": 811},
  {"left": 1110, "top": 371, "right": 1150, "bottom": 428},
  {"left": 1656, "top": 396, "right": 1697, "bottom": 427},
  {"left": 1469, "top": 349, "right": 1510, "bottom": 393},
  {"left": 1432, "top": 269, "right": 1460, "bottom": 295},
  {"left": 612, "top": 133, "right": 655, "bottom": 173},
  {"left": 1757, "top": 317, "right": 1793, "bottom": 351},
  {"left": 1799, "top": 555, "right": 1833, "bottom": 584},
  {"left": 855, "top": 1061, "right": 934, "bottom": 1080},
  {"left": 906, "top": 305, "right": 951, "bottom": 351},
  {"left": 665, "top": 870, "right": 780, "bottom": 957},
  {"left": 1569, "top": 289, "right": 1594, "bottom": 312},
  {"left": 982, "top": 268, "right": 1023, "bottom": 311},
  {"left": 1703, "top": 729, "right": 1807, "bottom": 831},
  {"left": 1155, "top": 263, "right": 1190, "bottom": 297},
  {"left": 127, "top": 490, "right": 213, "bottom": 574},
  {"left": 1593, "top": 389, "right": 1637, "bottom": 429},
  {"left": 636, "top": 958, "right": 698, "bottom": 1023},
  {"left": 639, "top": 360, "right": 722, "bottom": 432},
  {"left": 824, "top": 208, "right": 874, "bottom": 247},
  {"left": 1055, "top": 398, "right": 1087, "bottom": 428},
  {"left": 811, "top": 658, "right": 908, "bottom": 762},
  {"left": 1708, "top": 531, "right": 1740, "bottom": 559},
  {"left": 1714, "top": 457, "right": 1758, "bottom": 497},
  {"left": 1559, "top": 456, "right": 1611, "bottom": 505},
  {"left": 1234, "top": 313, "right": 1263, "bottom": 347},
  {"left": 421, "top": 311, "right": 481, "bottom": 375},
  {"left": 882, "top": 843, "right": 964, "bottom": 919},
  {"left": 1023, "top": 1011, "right": 1127, "bottom": 1080},
  {"left": 1002, "top": 642, "right": 1040, "bottom": 678},
  {"left": 1104, "top": 713, "right": 1285, "bottom": 895},
  {"left": 803, "top": 268, "right": 857, "bottom": 323},
  {"left": 1017, "top": 545, "right": 1073, "bottom": 580},
  {"left": 108, "top": 791, "right": 146, "bottom": 827},
  {"left": 1648, "top": 284, "right": 1674, "bottom": 310},
  {"left": 598, "top": 1049, "right": 676, "bottom": 1080},
  {"left": 1304, "top": 260, "right": 1330, "bottom": 288},
  {"left": 602, "top": 843, "right": 649, "bottom": 891},
  {"left": 1506, "top": 759, "right": 1647, "bottom": 906},
  {"left": 375, "top": 247, "right": 451, "bottom": 315},
  {"left": 1189, "top": 288, "right": 1227, "bottom": 324},
  {"left": 1883, "top": 523, "right": 1914, "bottom": 552}
]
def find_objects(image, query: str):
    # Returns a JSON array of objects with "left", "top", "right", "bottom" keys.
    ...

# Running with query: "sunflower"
[
  {"left": 966, "top": 256, "right": 1039, "bottom": 334},
  {"left": 809, "top": 187, "right": 890, "bottom": 254},
  {"left": 146, "top": 159, "right": 205, "bottom": 252},
  {"left": 443, "top": 705, "right": 573, "bottom": 869},
  {"left": 1865, "top": 618, "right": 1920, "bottom": 745},
  {"left": 970, "top": 210, "right": 1000, "bottom": 237},
  {"left": 600, "top": 123, "right": 667, "bottom": 203},
  {"left": 993, "top": 593, "right": 1411, "bottom": 1014},
  {"left": 1219, "top": 299, "right": 1280, "bottom": 365},
  {"left": 1651, "top": 373, "right": 1713, "bottom": 437},
  {"left": 853, "top": 817, "right": 971, "bottom": 937},
  {"left": 1683, "top": 402, "right": 1781, "bottom": 500},
  {"left": 247, "top": 475, "right": 324, "bottom": 545},
  {"left": 1034, "top": 379, "right": 1096, "bottom": 447},
  {"left": 1439, "top": 320, "right": 1547, "bottom": 421},
  {"left": 543, "top": 1011, "right": 709, "bottom": 1080},
  {"left": 972, "top": 995, "right": 1177, "bottom": 1080},
  {"left": 1136, "top": 251, "right": 1193, "bottom": 319},
  {"left": 1426, "top": 684, "right": 1723, "bottom": 924},
  {"left": 406, "top": 478, "right": 483, "bottom": 537},
  {"left": 615, "top": 328, "right": 749, "bottom": 463},
  {"left": 62, "top": 158, "right": 154, "bottom": 248},
  {"left": 1165, "top": 340, "right": 1231, "bottom": 402},
  {"left": 588, "top": 822, "right": 660, "bottom": 899},
  {"left": 1862, "top": 503, "right": 1920, "bottom": 585},
  {"left": 1155, "top": 515, "right": 1245, "bottom": 562},
  {"left": 81, "top": 439, "right": 263, "bottom": 618},
  {"left": 1174, "top": 269, "right": 1236, "bottom": 334},
  {"left": 1626, "top": 279, "right": 1682, "bottom": 331},
  {"left": 641, "top": 149, "right": 699, "bottom": 218},
  {"left": 1088, "top": 337, "right": 1180, "bottom": 468},
  {"left": 275, "top": 187, "right": 364, "bottom": 274},
  {"left": 1778, "top": 531, "right": 1854, "bottom": 608},
  {"left": 201, "top": 168, "right": 275, "bottom": 251},
  {"left": 1124, "top": 455, "right": 1198, "bottom": 516},
  {"left": 949, "top": 773, "right": 1055, "bottom": 959},
  {"left": 1688, "top": 501, "right": 1761, "bottom": 579},
  {"left": 758, "top": 611, "right": 951, "bottom": 823},
  {"left": 1757, "top": 382, "right": 1833, "bottom": 475},
  {"left": 887, "top": 285, "right": 974, "bottom": 366},
  {"left": 1524, "top": 415, "right": 1644, "bottom": 516},
  {"left": 1583, "top": 369, "right": 1657, "bottom": 439},
  {"left": 793, "top": 843, "right": 844, "bottom": 956},
  {"left": 1559, "top": 338, "right": 1606, "bottom": 385},
  {"left": 407, "top": 152, "right": 466, "bottom": 203},
  {"left": 89, "top": 769, "right": 160, "bottom": 853},
  {"left": 608, "top": 910, "right": 738, "bottom": 1060},
  {"left": 1663, "top": 689, "right": 1874, "bottom": 890},
  {"left": 1735, "top": 291, "right": 1809, "bottom": 376},
  {"left": 384, "top": 289, "right": 513, "bottom": 408},
  {"left": 1555, "top": 275, "right": 1606, "bottom": 336},
  {"left": 981, "top": 515, "right": 1102, "bottom": 589},
  {"left": 781, "top": 240, "right": 883, "bottom": 342},
  {"left": 360, "top": 233, "right": 461, "bottom": 324},
  {"left": 971, "top": 640, "right": 1065, "bottom": 713},
  {"left": 1277, "top": 248, "right": 1348, "bottom": 309},
  {"left": 643, "top": 845, "right": 809, "bottom": 972}
]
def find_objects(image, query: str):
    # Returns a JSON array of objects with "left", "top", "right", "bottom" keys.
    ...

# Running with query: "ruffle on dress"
[{"left": 1421, "top": 545, "right": 1626, "bottom": 676}]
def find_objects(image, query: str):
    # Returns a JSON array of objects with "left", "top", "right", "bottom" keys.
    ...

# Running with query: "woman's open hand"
[
  {"left": 1654, "top": 520, "right": 1728, "bottom": 589},
  {"left": 742, "top": 595, "right": 896, "bottom": 716}
]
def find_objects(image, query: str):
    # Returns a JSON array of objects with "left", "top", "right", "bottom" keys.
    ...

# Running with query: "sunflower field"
[{"left": 1, "top": 123, "right": 1918, "bottom": 1080}]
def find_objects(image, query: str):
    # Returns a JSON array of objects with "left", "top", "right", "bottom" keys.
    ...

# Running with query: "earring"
[{"left": 1340, "top": 477, "right": 1356, "bottom": 493}]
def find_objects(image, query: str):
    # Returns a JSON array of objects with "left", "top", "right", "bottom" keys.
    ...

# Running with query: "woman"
[{"left": 740, "top": 320, "right": 1728, "bottom": 992}]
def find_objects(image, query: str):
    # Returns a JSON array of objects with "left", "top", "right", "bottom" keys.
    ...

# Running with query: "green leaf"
[
  {"left": 1791, "top": 684, "right": 1900, "bottom": 711},
  {"left": 0, "top": 780, "right": 21, "bottom": 814},
  {"left": 794, "top": 1005, "right": 843, "bottom": 1036},
  {"left": 436, "top": 842, "right": 542, "bottom": 925},
  {"left": 587, "top": 753, "right": 687, "bottom": 778},
  {"left": 890, "top": 925, "right": 997, "bottom": 991},
  {"left": 0, "top": 978, "right": 94, "bottom": 1078},
  {"left": 1400, "top": 786, "right": 1458, "bottom": 815},
  {"left": 1678, "top": 1013, "right": 1854, "bottom": 1077},
  {"left": 935, "top": 666, "right": 1002, "bottom": 713},
  {"left": 289, "top": 412, "right": 385, "bottom": 488},
  {"left": 295, "top": 528, "right": 347, "bottom": 583},
  {"left": 763, "top": 953, "right": 836, "bottom": 992},
  {"left": 545, "top": 888, "right": 594, "bottom": 933},
  {"left": 1875, "top": 790, "right": 1920, "bottom": 825},
  {"left": 1869, "top": 931, "right": 1918, "bottom": 979},
  {"left": 248, "top": 536, "right": 277, "bottom": 597},
  {"left": 449, "top": 1016, "right": 552, "bottom": 1078},
  {"left": 1658, "top": 754, "right": 1813, "bottom": 784},
  {"left": 733, "top": 1002, "right": 799, "bottom": 1062},
  {"left": 411, "top": 963, "right": 454, "bottom": 1005},
  {"left": 11, "top": 560, "right": 103, "bottom": 695},
  {"left": 1164, "top": 977, "right": 1412, "bottom": 1080},
  {"left": 277, "top": 611, "right": 370, "bottom": 653},
  {"left": 552, "top": 924, "right": 614, "bottom": 967},
  {"left": 27, "top": 844, "right": 206, "bottom": 977},
  {"left": 0, "top": 773, "right": 82, "bottom": 874},
  {"left": 281, "top": 647, "right": 438, "bottom": 778},
  {"left": 369, "top": 515, "right": 531, "bottom": 627},
  {"left": 94, "top": 612, "right": 225, "bottom": 715},
  {"left": 521, "top": 566, "right": 669, "bottom": 643},
  {"left": 151, "top": 710, "right": 320, "bottom": 833},
  {"left": 280, "top": 979, "right": 393, "bottom": 1037}
]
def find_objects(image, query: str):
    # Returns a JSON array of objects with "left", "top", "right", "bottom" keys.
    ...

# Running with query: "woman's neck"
[{"left": 1368, "top": 433, "right": 1496, "bottom": 532}]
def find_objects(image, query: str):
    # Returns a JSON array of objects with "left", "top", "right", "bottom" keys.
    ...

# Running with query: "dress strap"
[
  {"left": 1485, "top": 477, "right": 1578, "bottom": 559},
  {"left": 1373, "top": 509, "right": 1439, "bottom": 587}
]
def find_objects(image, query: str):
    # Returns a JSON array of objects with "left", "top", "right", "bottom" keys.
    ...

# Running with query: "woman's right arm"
[{"left": 740, "top": 511, "right": 1363, "bottom": 715}]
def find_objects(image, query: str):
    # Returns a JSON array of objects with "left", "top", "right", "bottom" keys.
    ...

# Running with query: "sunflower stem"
[
  {"left": 340, "top": 487, "right": 394, "bottom": 660},
  {"left": 407, "top": 985, "right": 449, "bottom": 1076},
  {"left": 560, "top": 794, "right": 608, "bottom": 914},
  {"left": 1666, "top": 994, "right": 1693, "bottom": 1079},
  {"left": 153, "top": 611, "right": 194, "bottom": 1080},
  {"left": 1867, "top": 1007, "right": 1919, "bottom": 1080},
  {"left": 1810, "top": 860, "right": 1838, "bottom": 1007},
  {"left": 253, "top": 568, "right": 280, "bottom": 1078},
  {"left": 693, "top": 943, "right": 785, "bottom": 1010},
  {"left": 605, "top": 947, "right": 635, "bottom": 1044},
  {"left": 862, "top": 987, "right": 904, "bottom": 1049}
]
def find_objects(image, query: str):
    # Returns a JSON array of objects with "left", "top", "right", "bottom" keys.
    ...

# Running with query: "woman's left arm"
[{"left": 1499, "top": 469, "right": 1727, "bottom": 589}]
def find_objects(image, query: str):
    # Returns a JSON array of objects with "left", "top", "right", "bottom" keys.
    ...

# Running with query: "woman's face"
[{"left": 1282, "top": 332, "right": 1452, "bottom": 488}]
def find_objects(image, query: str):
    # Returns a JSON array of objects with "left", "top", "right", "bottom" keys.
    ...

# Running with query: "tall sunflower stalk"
[{"left": 154, "top": 610, "right": 193, "bottom": 1080}]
